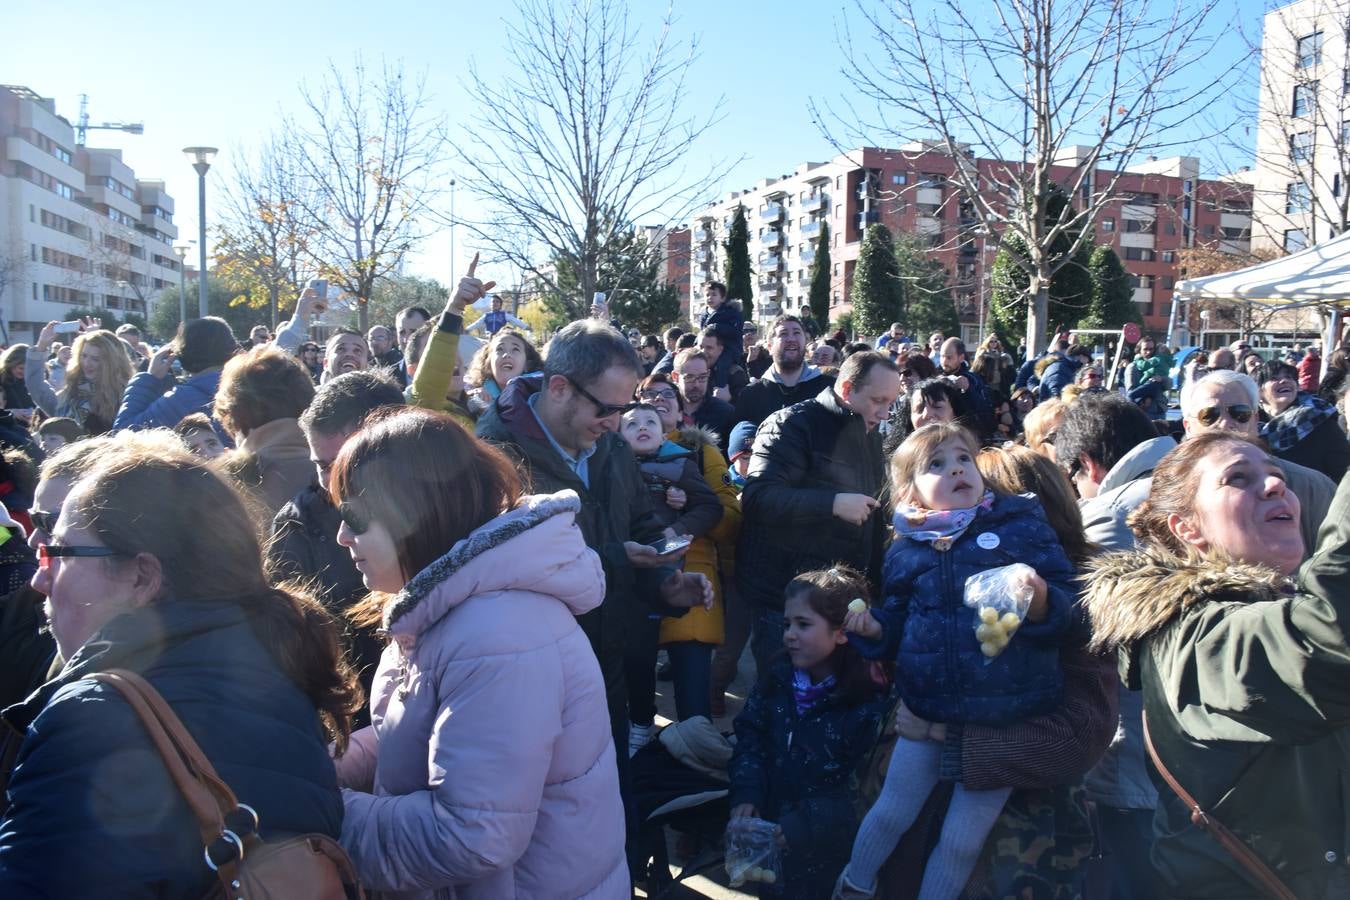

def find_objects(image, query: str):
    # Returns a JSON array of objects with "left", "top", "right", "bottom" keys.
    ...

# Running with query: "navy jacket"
[
  {"left": 730, "top": 657, "right": 888, "bottom": 899},
  {"left": 0, "top": 599, "right": 342, "bottom": 898},
  {"left": 1037, "top": 354, "right": 1082, "bottom": 401},
  {"left": 112, "top": 369, "right": 229, "bottom": 444},
  {"left": 859, "top": 493, "right": 1078, "bottom": 726}
]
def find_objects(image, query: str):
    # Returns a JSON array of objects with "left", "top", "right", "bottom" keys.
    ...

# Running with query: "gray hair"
[
  {"left": 1180, "top": 369, "right": 1259, "bottom": 417},
  {"left": 543, "top": 319, "right": 641, "bottom": 385}
]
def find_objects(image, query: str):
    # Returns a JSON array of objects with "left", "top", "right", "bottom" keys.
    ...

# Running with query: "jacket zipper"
[{"left": 941, "top": 550, "right": 961, "bottom": 719}]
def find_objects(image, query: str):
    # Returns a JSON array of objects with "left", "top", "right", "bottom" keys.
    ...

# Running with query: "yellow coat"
[
  {"left": 406, "top": 327, "right": 476, "bottom": 432},
  {"left": 659, "top": 425, "right": 742, "bottom": 646}
]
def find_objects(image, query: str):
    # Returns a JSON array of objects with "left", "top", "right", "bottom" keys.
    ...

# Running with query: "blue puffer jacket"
[
  {"left": 859, "top": 493, "right": 1078, "bottom": 726},
  {"left": 730, "top": 657, "right": 888, "bottom": 899},
  {"left": 1037, "top": 354, "right": 1082, "bottom": 401},
  {"left": 0, "top": 598, "right": 342, "bottom": 898},
  {"left": 112, "top": 369, "right": 228, "bottom": 441}
]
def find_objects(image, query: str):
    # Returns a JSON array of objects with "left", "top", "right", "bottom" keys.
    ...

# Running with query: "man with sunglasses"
[{"left": 1181, "top": 369, "right": 1334, "bottom": 554}]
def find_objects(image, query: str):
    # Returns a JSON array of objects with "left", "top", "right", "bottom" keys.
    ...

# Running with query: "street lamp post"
[
  {"left": 173, "top": 243, "right": 190, "bottom": 326},
  {"left": 449, "top": 178, "right": 457, "bottom": 281},
  {"left": 182, "top": 147, "right": 217, "bottom": 318}
]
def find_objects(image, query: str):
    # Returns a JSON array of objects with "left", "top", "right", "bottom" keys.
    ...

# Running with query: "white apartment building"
[
  {"left": 0, "top": 85, "right": 180, "bottom": 342},
  {"left": 1251, "top": 0, "right": 1350, "bottom": 254}
]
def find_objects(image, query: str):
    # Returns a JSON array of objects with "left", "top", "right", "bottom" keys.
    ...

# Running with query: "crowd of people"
[{"left": 0, "top": 265, "right": 1349, "bottom": 900}]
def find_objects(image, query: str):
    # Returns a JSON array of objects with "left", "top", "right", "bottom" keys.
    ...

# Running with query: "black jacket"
[
  {"left": 0, "top": 599, "right": 342, "bottom": 898},
  {"left": 737, "top": 387, "right": 887, "bottom": 613},
  {"left": 690, "top": 395, "right": 736, "bottom": 452},
  {"left": 269, "top": 485, "right": 384, "bottom": 719},
  {"left": 733, "top": 370, "right": 835, "bottom": 430},
  {"left": 476, "top": 374, "right": 680, "bottom": 726}
]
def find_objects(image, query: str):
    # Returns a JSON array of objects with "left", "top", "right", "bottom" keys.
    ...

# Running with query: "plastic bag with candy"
[
  {"left": 964, "top": 562, "right": 1035, "bottom": 660},
  {"left": 724, "top": 816, "right": 783, "bottom": 888}
]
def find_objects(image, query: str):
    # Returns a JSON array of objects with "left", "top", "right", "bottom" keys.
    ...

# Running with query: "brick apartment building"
[{"left": 688, "top": 144, "right": 1253, "bottom": 343}]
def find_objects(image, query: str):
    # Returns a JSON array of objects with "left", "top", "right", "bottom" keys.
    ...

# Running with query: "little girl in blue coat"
[
  {"left": 835, "top": 421, "right": 1078, "bottom": 899},
  {"left": 729, "top": 566, "right": 889, "bottom": 899}
]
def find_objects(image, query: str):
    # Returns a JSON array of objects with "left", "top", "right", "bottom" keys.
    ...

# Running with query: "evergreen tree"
[
  {"left": 850, "top": 224, "right": 904, "bottom": 336},
  {"left": 538, "top": 230, "right": 680, "bottom": 334},
  {"left": 723, "top": 205, "right": 754, "bottom": 311},
  {"left": 1080, "top": 244, "right": 1143, "bottom": 330},
  {"left": 807, "top": 221, "right": 833, "bottom": 327},
  {"left": 893, "top": 233, "right": 960, "bottom": 338}
]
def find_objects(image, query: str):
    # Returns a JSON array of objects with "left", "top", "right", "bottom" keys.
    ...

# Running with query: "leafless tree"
[
  {"left": 818, "top": 0, "right": 1242, "bottom": 354},
  {"left": 451, "top": 0, "right": 732, "bottom": 321},
  {"left": 216, "top": 135, "right": 315, "bottom": 329},
  {"left": 288, "top": 59, "right": 447, "bottom": 332},
  {"left": 0, "top": 242, "right": 26, "bottom": 341}
]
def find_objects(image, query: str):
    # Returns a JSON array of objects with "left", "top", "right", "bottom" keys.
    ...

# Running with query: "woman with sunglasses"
[
  {"left": 331, "top": 407, "right": 628, "bottom": 898},
  {"left": 0, "top": 432, "right": 357, "bottom": 898},
  {"left": 1256, "top": 359, "right": 1349, "bottom": 483}
]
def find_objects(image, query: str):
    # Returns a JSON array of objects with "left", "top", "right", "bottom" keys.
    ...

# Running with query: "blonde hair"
[
  {"left": 1022, "top": 398, "right": 1065, "bottom": 459},
  {"left": 977, "top": 444, "right": 1093, "bottom": 563},
  {"left": 61, "top": 330, "right": 134, "bottom": 429},
  {"left": 890, "top": 422, "right": 981, "bottom": 504}
]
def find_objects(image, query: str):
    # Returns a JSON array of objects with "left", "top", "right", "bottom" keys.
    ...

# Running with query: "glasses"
[
  {"left": 30, "top": 510, "right": 58, "bottom": 535},
  {"left": 338, "top": 501, "right": 371, "bottom": 536},
  {"left": 38, "top": 543, "right": 126, "bottom": 570},
  {"left": 639, "top": 388, "right": 677, "bottom": 401},
  {"left": 677, "top": 372, "right": 710, "bottom": 385},
  {"left": 1195, "top": 404, "right": 1254, "bottom": 426},
  {"left": 568, "top": 377, "right": 638, "bottom": 418}
]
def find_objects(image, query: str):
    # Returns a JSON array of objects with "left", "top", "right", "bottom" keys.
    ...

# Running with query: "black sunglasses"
[
  {"left": 1196, "top": 403, "right": 1254, "bottom": 426},
  {"left": 38, "top": 544, "right": 127, "bottom": 570},
  {"left": 30, "top": 510, "right": 58, "bottom": 535},
  {"left": 338, "top": 501, "right": 372, "bottom": 536},
  {"left": 567, "top": 376, "right": 638, "bottom": 418}
]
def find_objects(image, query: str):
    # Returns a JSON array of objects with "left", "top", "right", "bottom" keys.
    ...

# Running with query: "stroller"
[{"left": 631, "top": 716, "right": 734, "bottom": 897}]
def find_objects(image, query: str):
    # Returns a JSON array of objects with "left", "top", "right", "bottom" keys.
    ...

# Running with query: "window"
[
  {"left": 1101, "top": 217, "right": 1116, "bottom": 232},
  {"left": 919, "top": 173, "right": 946, "bottom": 188},
  {"left": 1298, "top": 32, "right": 1323, "bottom": 69},
  {"left": 1161, "top": 275, "right": 1175, "bottom": 290},
  {"left": 1291, "top": 132, "right": 1313, "bottom": 162},
  {"left": 1164, "top": 222, "right": 1178, "bottom": 236},
  {"left": 892, "top": 173, "right": 908, "bottom": 185},
  {"left": 1284, "top": 229, "right": 1308, "bottom": 252},
  {"left": 1123, "top": 217, "right": 1156, "bottom": 234},
  {"left": 1123, "top": 192, "right": 1159, "bottom": 206},
  {"left": 1162, "top": 250, "right": 1176, "bottom": 263},
  {"left": 1128, "top": 274, "right": 1156, "bottom": 289},
  {"left": 1287, "top": 181, "right": 1312, "bottom": 213},
  {"left": 1124, "top": 247, "right": 1156, "bottom": 261},
  {"left": 1222, "top": 227, "right": 1251, "bottom": 241},
  {"left": 1293, "top": 82, "right": 1317, "bottom": 117}
]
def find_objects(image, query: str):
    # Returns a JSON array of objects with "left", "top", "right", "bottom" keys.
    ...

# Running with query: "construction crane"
[{"left": 75, "top": 94, "right": 143, "bottom": 146}]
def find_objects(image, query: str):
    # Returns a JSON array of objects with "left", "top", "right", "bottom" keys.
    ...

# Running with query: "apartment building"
[
  {"left": 639, "top": 224, "right": 692, "bottom": 318},
  {"left": 689, "top": 146, "right": 1252, "bottom": 342},
  {"left": 1250, "top": 0, "right": 1350, "bottom": 254},
  {"left": 0, "top": 84, "right": 180, "bottom": 341}
]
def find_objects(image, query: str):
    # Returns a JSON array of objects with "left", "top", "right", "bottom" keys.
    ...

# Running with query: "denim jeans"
[
  {"left": 750, "top": 607, "right": 787, "bottom": 684},
  {"left": 665, "top": 640, "right": 714, "bottom": 721}
]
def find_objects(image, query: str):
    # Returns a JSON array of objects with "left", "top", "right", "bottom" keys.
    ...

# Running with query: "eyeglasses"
[
  {"left": 568, "top": 377, "right": 638, "bottom": 418},
  {"left": 37, "top": 543, "right": 126, "bottom": 570},
  {"left": 677, "top": 372, "right": 710, "bottom": 385},
  {"left": 639, "top": 388, "right": 677, "bottom": 401},
  {"left": 898, "top": 369, "right": 915, "bottom": 378},
  {"left": 337, "top": 501, "right": 372, "bottom": 536},
  {"left": 30, "top": 510, "right": 58, "bottom": 535},
  {"left": 1195, "top": 404, "right": 1254, "bottom": 426}
]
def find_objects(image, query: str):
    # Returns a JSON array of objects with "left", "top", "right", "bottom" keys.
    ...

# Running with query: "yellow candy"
[
  {"left": 848, "top": 598, "right": 867, "bottom": 615},
  {"left": 981, "top": 642, "right": 1000, "bottom": 657},
  {"left": 975, "top": 623, "right": 1001, "bottom": 642},
  {"left": 979, "top": 607, "right": 999, "bottom": 625},
  {"left": 1000, "top": 612, "right": 1022, "bottom": 631},
  {"left": 762, "top": 870, "right": 777, "bottom": 884}
]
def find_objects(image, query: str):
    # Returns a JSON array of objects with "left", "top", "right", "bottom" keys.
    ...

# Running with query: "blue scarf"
[{"left": 893, "top": 490, "right": 995, "bottom": 551}]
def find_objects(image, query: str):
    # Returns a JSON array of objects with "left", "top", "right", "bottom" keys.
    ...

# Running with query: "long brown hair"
[
  {"left": 1128, "top": 431, "right": 1260, "bottom": 558},
  {"left": 466, "top": 329, "right": 543, "bottom": 390},
  {"left": 330, "top": 408, "right": 524, "bottom": 613},
  {"left": 67, "top": 435, "right": 360, "bottom": 751},
  {"left": 977, "top": 444, "right": 1094, "bottom": 564},
  {"left": 784, "top": 566, "right": 884, "bottom": 706},
  {"left": 61, "top": 330, "right": 133, "bottom": 429}
]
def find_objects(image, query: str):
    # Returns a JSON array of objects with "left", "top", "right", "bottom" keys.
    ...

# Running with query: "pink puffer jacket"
[{"left": 337, "top": 491, "right": 628, "bottom": 899}]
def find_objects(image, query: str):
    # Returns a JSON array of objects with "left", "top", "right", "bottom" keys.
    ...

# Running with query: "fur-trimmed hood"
[
  {"left": 672, "top": 423, "right": 721, "bottom": 452},
  {"left": 1082, "top": 544, "right": 1289, "bottom": 653},
  {"left": 382, "top": 490, "right": 603, "bottom": 640}
]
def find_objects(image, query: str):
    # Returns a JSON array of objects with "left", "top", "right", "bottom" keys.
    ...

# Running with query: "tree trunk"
[
  {"left": 358, "top": 297, "right": 369, "bottom": 333},
  {"left": 1027, "top": 282, "right": 1050, "bottom": 356},
  {"left": 268, "top": 283, "right": 279, "bottom": 331}
]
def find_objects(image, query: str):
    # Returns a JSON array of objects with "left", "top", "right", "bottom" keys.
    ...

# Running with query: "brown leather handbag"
[
  {"left": 90, "top": 669, "right": 363, "bottom": 900},
  {"left": 1142, "top": 711, "right": 1298, "bottom": 900}
]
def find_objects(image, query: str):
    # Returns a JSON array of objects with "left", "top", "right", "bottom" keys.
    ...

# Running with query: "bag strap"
[
  {"left": 1141, "top": 711, "right": 1298, "bottom": 900},
  {"left": 89, "top": 670, "right": 247, "bottom": 885}
]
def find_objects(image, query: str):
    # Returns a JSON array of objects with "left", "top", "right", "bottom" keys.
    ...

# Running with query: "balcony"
[
  {"left": 694, "top": 247, "right": 709, "bottom": 263},
  {"left": 759, "top": 203, "right": 784, "bottom": 220},
  {"left": 758, "top": 301, "right": 783, "bottom": 318},
  {"left": 801, "top": 194, "right": 829, "bottom": 212},
  {"left": 801, "top": 247, "right": 816, "bottom": 266},
  {"left": 759, "top": 252, "right": 781, "bottom": 268},
  {"left": 759, "top": 279, "right": 783, "bottom": 296},
  {"left": 693, "top": 228, "right": 711, "bottom": 243},
  {"left": 800, "top": 221, "right": 822, "bottom": 238},
  {"left": 762, "top": 229, "right": 785, "bottom": 245}
]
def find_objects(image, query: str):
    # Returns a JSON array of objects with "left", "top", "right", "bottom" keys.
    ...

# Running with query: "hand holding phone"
[{"left": 648, "top": 534, "right": 692, "bottom": 556}]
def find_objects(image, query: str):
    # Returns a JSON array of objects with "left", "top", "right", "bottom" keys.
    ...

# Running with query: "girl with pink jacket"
[{"left": 330, "top": 408, "right": 628, "bottom": 899}]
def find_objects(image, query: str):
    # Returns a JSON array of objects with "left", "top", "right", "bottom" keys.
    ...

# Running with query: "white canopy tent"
[{"left": 1171, "top": 231, "right": 1350, "bottom": 356}]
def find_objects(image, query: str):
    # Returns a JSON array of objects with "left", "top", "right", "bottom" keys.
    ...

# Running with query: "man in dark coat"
[
  {"left": 734, "top": 315, "right": 835, "bottom": 430},
  {"left": 672, "top": 348, "right": 736, "bottom": 453},
  {"left": 269, "top": 371, "right": 405, "bottom": 718},
  {"left": 737, "top": 351, "right": 901, "bottom": 680}
]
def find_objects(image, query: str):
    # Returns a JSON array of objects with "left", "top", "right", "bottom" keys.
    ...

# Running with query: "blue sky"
[{"left": 7, "top": 0, "right": 1258, "bottom": 283}]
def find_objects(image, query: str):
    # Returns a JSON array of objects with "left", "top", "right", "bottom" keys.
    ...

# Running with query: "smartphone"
[
  {"left": 53, "top": 321, "right": 81, "bottom": 334},
  {"left": 308, "top": 279, "right": 328, "bottom": 313},
  {"left": 648, "top": 535, "right": 692, "bottom": 555}
]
